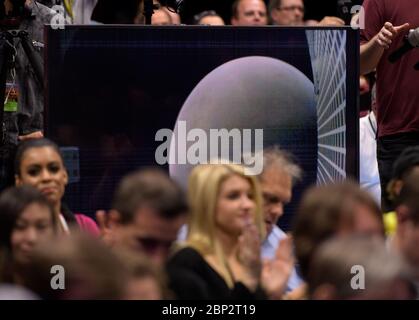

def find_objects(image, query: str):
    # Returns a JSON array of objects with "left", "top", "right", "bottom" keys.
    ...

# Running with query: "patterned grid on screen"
[{"left": 306, "top": 30, "right": 347, "bottom": 184}]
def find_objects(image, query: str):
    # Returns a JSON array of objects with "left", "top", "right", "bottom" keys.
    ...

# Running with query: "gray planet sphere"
[{"left": 169, "top": 56, "right": 317, "bottom": 188}]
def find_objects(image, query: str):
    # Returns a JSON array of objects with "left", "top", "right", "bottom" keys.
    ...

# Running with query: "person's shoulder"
[
  {"left": 170, "top": 246, "right": 202, "bottom": 263},
  {"left": 74, "top": 213, "right": 95, "bottom": 224},
  {"left": 271, "top": 225, "right": 287, "bottom": 240},
  {"left": 74, "top": 214, "right": 100, "bottom": 236},
  {"left": 168, "top": 246, "right": 211, "bottom": 272},
  {"left": 166, "top": 247, "right": 211, "bottom": 299}
]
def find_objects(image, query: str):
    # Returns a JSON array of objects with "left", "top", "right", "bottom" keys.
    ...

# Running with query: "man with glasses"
[
  {"left": 231, "top": 0, "right": 268, "bottom": 26},
  {"left": 268, "top": 0, "right": 344, "bottom": 26},
  {"left": 269, "top": 0, "right": 304, "bottom": 25}
]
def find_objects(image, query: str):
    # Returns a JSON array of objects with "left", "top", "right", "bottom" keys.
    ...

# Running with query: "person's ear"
[
  {"left": 108, "top": 210, "right": 122, "bottom": 228},
  {"left": 396, "top": 205, "right": 410, "bottom": 225},
  {"left": 393, "top": 179, "right": 403, "bottom": 197},
  {"left": 63, "top": 169, "right": 69, "bottom": 186},
  {"left": 231, "top": 16, "right": 238, "bottom": 25},
  {"left": 270, "top": 9, "right": 279, "bottom": 24}
]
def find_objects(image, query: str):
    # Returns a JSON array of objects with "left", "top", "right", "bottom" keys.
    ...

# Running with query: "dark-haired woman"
[
  {"left": 14, "top": 138, "right": 100, "bottom": 235},
  {"left": 0, "top": 185, "right": 57, "bottom": 283}
]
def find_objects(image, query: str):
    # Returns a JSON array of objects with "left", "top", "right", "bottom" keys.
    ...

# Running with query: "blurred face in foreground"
[
  {"left": 11, "top": 202, "right": 55, "bottom": 265},
  {"left": 112, "top": 207, "right": 184, "bottom": 266}
]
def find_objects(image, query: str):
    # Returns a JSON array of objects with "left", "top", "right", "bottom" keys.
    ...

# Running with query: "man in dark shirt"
[
  {"left": 0, "top": 0, "right": 54, "bottom": 191},
  {"left": 360, "top": 0, "right": 419, "bottom": 211}
]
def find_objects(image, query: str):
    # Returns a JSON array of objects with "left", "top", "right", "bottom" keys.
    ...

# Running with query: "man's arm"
[
  {"left": 360, "top": 22, "right": 410, "bottom": 75},
  {"left": 318, "top": 16, "right": 345, "bottom": 26}
]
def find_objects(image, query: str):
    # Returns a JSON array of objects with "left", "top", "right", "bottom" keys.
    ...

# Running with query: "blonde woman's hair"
[{"left": 185, "top": 163, "right": 265, "bottom": 287}]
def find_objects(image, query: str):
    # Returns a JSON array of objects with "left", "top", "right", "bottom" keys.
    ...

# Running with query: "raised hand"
[
  {"left": 236, "top": 217, "right": 262, "bottom": 291},
  {"left": 318, "top": 16, "right": 345, "bottom": 27},
  {"left": 375, "top": 22, "right": 410, "bottom": 49},
  {"left": 261, "top": 236, "right": 295, "bottom": 300},
  {"left": 95, "top": 210, "right": 114, "bottom": 245},
  {"left": 18, "top": 131, "right": 44, "bottom": 141}
]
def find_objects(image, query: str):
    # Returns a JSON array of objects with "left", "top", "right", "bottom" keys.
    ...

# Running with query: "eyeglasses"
[{"left": 277, "top": 5, "right": 305, "bottom": 14}]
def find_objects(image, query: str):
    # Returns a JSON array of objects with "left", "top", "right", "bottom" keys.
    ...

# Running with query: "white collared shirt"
[
  {"left": 360, "top": 112, "right": 381, "bottom": 205},
  {"left": 262, "top": 225, "right": 304, "bottom": 292}
]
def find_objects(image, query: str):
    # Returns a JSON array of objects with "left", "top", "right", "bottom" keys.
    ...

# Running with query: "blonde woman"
[{"left": 167, "top": 163, "right": 292, "bottom": 299}]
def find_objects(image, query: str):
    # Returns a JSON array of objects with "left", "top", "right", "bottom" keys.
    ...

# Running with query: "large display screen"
[{"left": 46, "top": 26, "right": 359, "bottom": 230}]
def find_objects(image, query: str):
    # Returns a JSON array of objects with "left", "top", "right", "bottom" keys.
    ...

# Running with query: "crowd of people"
[
  {"left": 0, "top": 0, "right": 418, "bottom": 300},
  {"left": 132, "top": 0, "right": 344, "bottom": 27},
  {"left": 1, "top": 139, "right": 419, "bottom": 300}
]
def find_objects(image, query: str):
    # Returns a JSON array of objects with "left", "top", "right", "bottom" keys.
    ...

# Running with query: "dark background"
[{"left": 45, "top": 26, "right": 358, "bottom": 231}]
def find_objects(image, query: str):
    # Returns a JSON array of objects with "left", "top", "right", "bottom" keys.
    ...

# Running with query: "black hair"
[
  {"left": 112, "top": 168, "right": 187, "bottom": 224},
  {"left": 13, "top": 138, "right": 77, "bottom": 224},
  {"left": 193, "top": 10, "right": 222, "bottom": 24},
  {"left": 392, "top": 146, "right": 419, "bottom": 180},
  {"left": 396, "top": 168, "right": 419, "bottom": 224},
  {"left": 91, "top": 0, "right": 143, "bottom": 24},
  {"left": 0, "top": 185, "right": 57, "bottom": 282},
  {"left": 0, "top": 185, "right": 56, "bottom": 249},
  {"left": 231, "top": 0, "right": 241, "bottom": 18},
  {"left": 268, "top": 0, "right": 282, "bottom": 13},
  {"left": 14, "top": 138, "right": 63, "bottom": 177}
]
